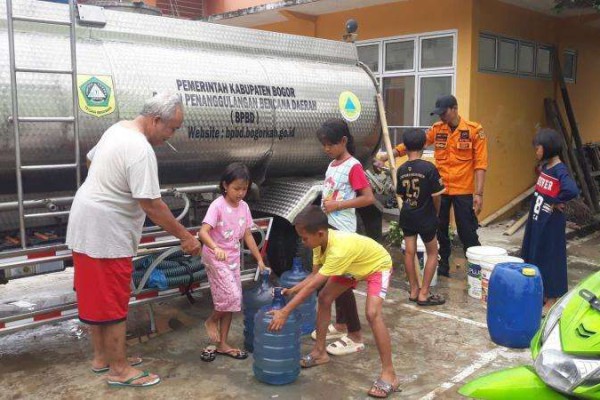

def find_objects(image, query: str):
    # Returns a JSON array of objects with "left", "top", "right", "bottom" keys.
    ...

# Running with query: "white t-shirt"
[{"left": 66, "top": 123, "right": 161, "bottom": 258}]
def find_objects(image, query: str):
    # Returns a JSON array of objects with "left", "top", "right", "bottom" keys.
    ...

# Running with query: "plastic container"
[
  {"left": 253, "top": 287, "right": 301, "bottom": 385},
  {"left": 243, "top": 270, "right": 274, "bottom": 352},
  {"left": 465, "top": 246, "right": 507, "bottom": 299},
  {"left": 487, "top": 263, "right": 543, "bottom": 348},
  {"left": 480, "top": 255, "right": 524, "bottom": 305},
  {"left": 401, "top": 236, "right": 438, "bottom": 287},
  {"left": 279, "top": 257, "right": 316, "bottom": 335}
]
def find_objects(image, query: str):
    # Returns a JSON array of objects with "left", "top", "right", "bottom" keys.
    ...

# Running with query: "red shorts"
[
  {"left": 73, "top": 252, "right": 132, "bottom": 325},
  {"left": 330, "top": 269, "right": 392, "bottom": 299}
]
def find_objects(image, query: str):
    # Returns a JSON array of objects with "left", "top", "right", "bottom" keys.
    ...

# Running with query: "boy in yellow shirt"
[{"left": 268, "top": 206, "right": 399, "bottom": 398}]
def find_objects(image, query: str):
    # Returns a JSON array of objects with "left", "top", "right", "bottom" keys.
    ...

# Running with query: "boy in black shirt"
[{"left": 397, "top": 129, "right": 446, "bottom": 306}]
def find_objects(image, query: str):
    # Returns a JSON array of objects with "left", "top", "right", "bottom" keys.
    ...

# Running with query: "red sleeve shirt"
[{"left": 349, "top": 163, "right": 370, "bottom": 191}]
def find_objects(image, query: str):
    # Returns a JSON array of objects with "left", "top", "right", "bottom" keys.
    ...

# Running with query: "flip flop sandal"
[
  {"left": 417, "top": 294, "right": 446, "bottom": 307},
  {"left": 216, "top": 348, "right": 248, "bottom": 360},
  {"left": 310, "top": 324, "right": 346, "bottom": 341},
  {"left": 326, "top": 335, "right": 366, "bottom": 356},
  {"left": 408, "top": 297, "right": 417, "bottom": 302},
  {"left": 200, "top": 345, "right": 217, "bottom": 362},
  {"left": 367, "top": 378, "right": 402, "bottom": 398},
  {"left": 107, "top": 371, "right": 161, "bottom": 388},
  {"left": 300, "top": 354, "right": 329, "bottom": 368},
  {"left": 92, "top": 357, "right": 143, "bottom": 374}
]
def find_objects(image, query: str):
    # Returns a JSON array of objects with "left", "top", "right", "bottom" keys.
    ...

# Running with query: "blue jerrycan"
[
  {"left": 487, "top": 262, "right": 543, "bottom": 348},
  {"left": 243, "top": 271, "right": 274, "bottom": 352},
  {"left": 253, "top": 287, "right": 301, "bottom": 385},
  {"left": 280, "top": 257, "right": 317, "bottom": 335}
]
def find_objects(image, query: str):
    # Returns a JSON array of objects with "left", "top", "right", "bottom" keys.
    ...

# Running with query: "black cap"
[{"left": 430, "top": 95, "right": 458, "bottom": 116}]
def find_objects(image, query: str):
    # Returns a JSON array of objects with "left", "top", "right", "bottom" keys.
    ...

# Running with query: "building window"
[
  {"left": 536, "top": 46, "right": 553, "bottom": 77},
  {"left": 357, "top": 31, "right": 456, "bottom": 146},
  {"left": 479, "top": 35, "right": 496, "bottom": 71},
  {"left": 419, "top": 76, "right": 452, "bottom": 126},
  {"left": 563, "top": 50, "right": 577, "bottom": 83},
  {"left": 385, "top": 40, "right": 415, "bottom": 72},
  {"left": 357, "top": 44, "right": 379, "bottom": 74},
  {"left": 421, "top": 36, "right": 454, "bottom": 69},
  {"left": 518, "top": 42, "right": 535, "bottom": 75},
  {"left": 478, "top": 33, "right": 554, "bottom": 80},
  {"left": 498, "top": 39, "right": 517, "bottom": 73}
]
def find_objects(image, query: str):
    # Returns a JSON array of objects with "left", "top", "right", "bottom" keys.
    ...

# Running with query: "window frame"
[
  {"left": 357, "top": 29, "right": 457, "bottom": 134},
  {"left": 497, "top": 37, "right": 518, "bottom": 73},
  {"left": 356, "top": 41, "right": 381, "bottom": 75},
  {"left": 383, "top": 37, "right": 416, "bottom": 73},
  {"left": 417, "top": 73, "right": 455, "bottom": 127},
  {"left": 419, "top": 33, "right": 456, "bottom": 71},
  {"left": 563, "top": 49, "right": 577, "bottom": 83},
  {"left": 536, "top": 44, "right": 554, "bottom": 79},
  {"left": 478, "top": 33, "right": 498, "bottom": 72},
  {"left": 517, "top": 40, "right": 536, "bottom": 76}
]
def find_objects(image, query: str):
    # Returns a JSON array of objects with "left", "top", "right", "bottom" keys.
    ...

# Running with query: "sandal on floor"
[
  {"left": 417, "top": 294, "right": 446, "bottom": 306},
  {"left": 367, "top": 378, "right": 402, "bottom": 398},
  {"left": 300, "top": 354, "right": 329, "bottom": 368},
  {"left": 326, "top": 335, "right": 366, "bottom": 356},
  {"left": 92, "top": 356, "right": 143, "bottom": 374},
  {"left": 107, "top": 371, "right": 161, "bottom": 388},
  {"left": 310, "top": 324, "right": 346, "bottom": 341},
  {"left": 216, "top": 348, "right": 248, "bottom": 360},
  {"left": 200, "top": 345, "right": 217, "bottom": 362}
]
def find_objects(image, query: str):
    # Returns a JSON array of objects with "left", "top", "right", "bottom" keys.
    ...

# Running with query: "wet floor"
[{"left": 0, "top": 227, "right": 599, "bottom": 399}]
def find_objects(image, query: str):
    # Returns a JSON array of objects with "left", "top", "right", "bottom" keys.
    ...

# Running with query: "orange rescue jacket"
[{"left": 395, "top": 117, "right": 488, "bottom": 195}]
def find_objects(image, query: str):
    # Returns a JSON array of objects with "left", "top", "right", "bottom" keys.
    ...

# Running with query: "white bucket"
[
  {"left": 480, "top": 255, "right": 524, "bottom": 305},
  {"left": 465, "top": 246, "right": 507, "bottom": 299},
  {"left": 401, "top": 236, "right": 438, "bottom": 287}
]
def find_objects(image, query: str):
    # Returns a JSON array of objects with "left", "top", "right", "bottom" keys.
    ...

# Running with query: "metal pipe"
[
  {"left": 6, "top": 0, "right": 27, "bottom": 249},
  {"left": 69, "top": 0, "right": 81, "bottom": 188},
  {"left": 0, "top": 197, "right": 74, "bottom": 212},
  {"left": 0, "top": 243, "right": 186, "bottom": 271},
  {"left": 0, "top": 184, "right": 219, "bottom": 212},
  {"left": 142, "top": 192, "right": 190, "bottom": 232}
]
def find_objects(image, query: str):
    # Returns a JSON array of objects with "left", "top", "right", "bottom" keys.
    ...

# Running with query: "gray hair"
[{"left": 140, "top": 92, "right": 183, "bottom": 121}]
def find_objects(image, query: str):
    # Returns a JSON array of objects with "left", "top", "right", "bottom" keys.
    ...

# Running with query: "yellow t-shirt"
[{"left": 314, "top": 230, "right": 393, "bottom": 280}]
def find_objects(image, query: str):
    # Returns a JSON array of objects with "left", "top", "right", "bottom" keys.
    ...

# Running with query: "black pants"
[
  {"left": 438, "top": 194, "right": 481, "bottom": 270},
  {"left": 335, "top": 288, "right": 361, "bottom": 333}
]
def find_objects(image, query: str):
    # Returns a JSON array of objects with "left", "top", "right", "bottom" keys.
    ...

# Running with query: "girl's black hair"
[
  {"left": 534, "top": 128, "right": 563, "bottom": 161},
  {"left": 220, "top": 162, "right": 251, "bottom": 195},
  {"left": 316, "top": 118, "right": 356, "bottom": 155}
]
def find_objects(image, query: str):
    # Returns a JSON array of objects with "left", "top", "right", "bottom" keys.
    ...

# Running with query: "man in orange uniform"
[{"left": 382, "top": 95, "right": 488, "bottom": 276}]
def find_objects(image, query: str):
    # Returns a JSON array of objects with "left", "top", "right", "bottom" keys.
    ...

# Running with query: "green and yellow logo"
[
  {"left": 338, "top": 91, "right": 361, "bottom": 122},
  {"left": 77, "top": 75, "right": 115, "bottom": 117}
]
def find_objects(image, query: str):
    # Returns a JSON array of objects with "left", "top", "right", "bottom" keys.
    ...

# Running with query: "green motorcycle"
[{"left": 460, "top": 271, "right": 600, "bottom": 399}]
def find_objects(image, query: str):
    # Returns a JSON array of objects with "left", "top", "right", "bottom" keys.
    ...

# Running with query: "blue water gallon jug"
[
  {"left": 487, "top": 262, "right": 543, "bottom": 348},
  {"left": 243, "top": 271, "right": 274, "bottom": 352},
  {"left": 280, "top": 257, "right": 317, "bottom": 335},
  {"left": 253, "top": 287, "right": 301, "bottom": 385}
]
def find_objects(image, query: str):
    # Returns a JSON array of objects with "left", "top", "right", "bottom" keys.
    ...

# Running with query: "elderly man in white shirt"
[{"left": 66, "top": 92, "right": 201, "bottom": 388}]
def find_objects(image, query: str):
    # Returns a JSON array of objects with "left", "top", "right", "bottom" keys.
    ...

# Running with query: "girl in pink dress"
[{"left": 198, "top": 163, "right": 269, "bottom": 360}]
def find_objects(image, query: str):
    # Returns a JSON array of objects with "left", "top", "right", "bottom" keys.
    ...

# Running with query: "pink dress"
[{"left": 201, "top": 196, "right": 253, "bottom": 312}]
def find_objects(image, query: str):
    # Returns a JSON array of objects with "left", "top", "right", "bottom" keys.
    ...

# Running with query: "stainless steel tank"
[{"left": 0, "top": 0, "right": 380, "bottom": 199}]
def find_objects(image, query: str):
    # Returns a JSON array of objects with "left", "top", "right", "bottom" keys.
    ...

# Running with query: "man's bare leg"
[{"left": 104, "top": 321, "right": 158, "bottom": 384}]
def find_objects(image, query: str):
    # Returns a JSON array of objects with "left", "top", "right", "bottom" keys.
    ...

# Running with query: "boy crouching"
[{"left": 268, "top": 206, "right": 400, "bottom": 398}]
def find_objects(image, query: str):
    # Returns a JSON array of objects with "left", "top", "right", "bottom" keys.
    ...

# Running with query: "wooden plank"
[
  {"left": 503, "top": 212, "right": 529, "bottom": 236},
  {"left": 555, "top": 58, "right": 600, "bottom": 212},
  {"left": 480, "top": 186, "right": 535, "bottom": 227},
  {"left": 545, "top": 98, "right": 594, "bottom": 210},
  {"left": 375, "top": 93, "right": 404, "bottom": 209}
]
